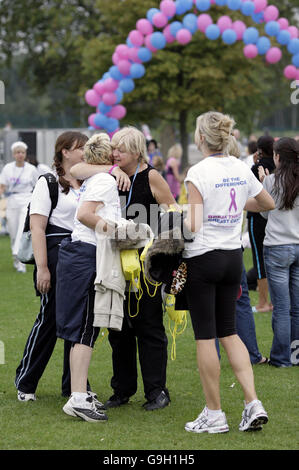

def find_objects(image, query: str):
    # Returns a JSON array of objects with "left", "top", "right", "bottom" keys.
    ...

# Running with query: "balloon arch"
[{"left": 85, "top": 0, "right": 299, "bottom": 135}]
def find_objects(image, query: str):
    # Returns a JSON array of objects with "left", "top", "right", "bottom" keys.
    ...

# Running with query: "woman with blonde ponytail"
[{"left": 183, "top": 111, "right": 275, "bottom": 434}]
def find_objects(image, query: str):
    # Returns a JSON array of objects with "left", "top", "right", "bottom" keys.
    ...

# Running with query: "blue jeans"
[
  {"left": 216, "top": 264, "right": 263, "bottom": 364},
  {"left": 264, "top": 245, "right": 299, "bottom": 367},
  {"left": 236, "top": 265, "right": 263, "bottom": 364}
]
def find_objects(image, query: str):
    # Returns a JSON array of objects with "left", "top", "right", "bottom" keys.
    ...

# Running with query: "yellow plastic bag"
[
  {"left": 120, "top": 249, "right": 143, "bottom": 317},
  {"left": 164, "top": 293, "right": 188, "bottom": 361}
]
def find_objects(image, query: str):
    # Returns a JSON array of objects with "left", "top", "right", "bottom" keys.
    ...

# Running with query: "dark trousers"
[
  {"left": 15, "top": 234, "right": 73, "bottom": 395},
  {"left": 108, "top": 278, "right": 169, "bottom": 402}
]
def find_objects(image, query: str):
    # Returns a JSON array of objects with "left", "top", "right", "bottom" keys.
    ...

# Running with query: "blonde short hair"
[
  {"left": 195, "top": 111, "right": 236, "bottom": 153},
  {"left": 167, "top": 143, "right": 182, "bottom": 160},
  {"left": 111, "top": 126, "right": 147, "bottom": 163},
  {"left": 11, "top": 141, "right": 28, "bottom": 152},
  {"left": 84, "top": 133, "right": 112, "bottom": 165}
]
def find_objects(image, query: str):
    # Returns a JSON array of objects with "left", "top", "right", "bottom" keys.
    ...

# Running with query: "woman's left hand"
[{"left": 112, "top": 167, "right": 131, "bottom": 192}]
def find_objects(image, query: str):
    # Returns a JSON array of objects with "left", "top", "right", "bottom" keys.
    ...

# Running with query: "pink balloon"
[
  {"left": 108, "top": 105, "right": 127, "bottom": 120},
  {"left": 217, "top": 16, "right": 233, "bottom": 33},
  {"left": 128, "top": 30, "right": 144, "bottom": 47},
  {"left": 197, "top": 14, "right": 213, "bottom": 33},
  {"left": 266, "top": 47, "right": 282, "bottom": 64},
  {"left": 176, "top": 29, "right": 192, "bottom": 45},
  {"left": 145, "top": 34, "right": 158, "bottom": 52},
  {"left": 153, "top": 12, "right": 168, "bottom": 28},
  {"left": 263, "top": 5, "right": 279, "bottom": 22},
  {"left": 88, "top": 113, "right": 97, "bottom": 127},
  {"left": 160, "top": 0, "right": 176, "bottom": 18},
  {"left": 117, "top": 59, "right": 131, "bottom": 76},
  {"left": 232, "top": 20, "right": 247, "bottom": 40},
  {"left": 136, "top": 18, "right": 153, "bottom": 36},
  {"left": 288, "top": 26, "right": 299, "bottom": 39},
  {"left": 112, "top": 52, "right": 120, "bottom": 65},
  {"left": 85, "top": 89, "right": 101, "bottom": 107},
  {"left": 128, "top": 47, "right": 142, "bottom": 63},
  {"left": 93, "top": 81, "right": 106, "bottom": 95},
  {"left": 277, "top": 18, "right": 289, "bottom": 30},
  {"left": 103, "top": 78, "right": 119, "bottom": 92},
  {"left": 253, "top": 0, "right": 267, "bottom": 13},
  {"left": 115, "top": 44, "right": 129, "bottom": 60},
  {"left": 102, "top": 92, "right": 117, "bottom": 106},
  {"left": 284, "top": 65, "right": 297, "bottom": 80},
  {"left": 163, "top": 24, "right": 176, "bottom": 43},
  {"left": 244, "top": 44, "right": 258, "bottom": 59}
]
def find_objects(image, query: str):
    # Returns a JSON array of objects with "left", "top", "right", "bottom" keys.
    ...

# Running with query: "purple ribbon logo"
[{"left": 229, "top": 188, "right": 237, "bottom": 212}]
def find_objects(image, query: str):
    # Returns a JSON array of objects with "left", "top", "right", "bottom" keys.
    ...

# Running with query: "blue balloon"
[
  {"left": 277, "top": 30, "right": 291, "bottom": 46},
  {"left": 175, "top": 0, "right": 193, "bottom": 15},
  {"left": 227, "top": 0, "right": 241, "bottom": 10},
  {"left": 102, "top": 72, "right": 111, "bottom": 80},
  {"left": 288, "top": 38, "right": 299, "bottom": 55},
  {"left": 183, "top": 13, "right": 198, "bottom": 34},
  {"left": 94, "top": 113, "right": 108, "bottom": 129},
  {"left": 241, "top": 1, "right": 255, "bottom": 16},
  {"left": 137, "top": 47, "right": 152, "bottom": 63},
  {"left": 196, "top": 0, "right": 211, "bottom": 12},
  {"left": 257, "top": 36, "right": 271, "bottom": 55},
  {"left": 222, "top": 29, "right": 237, "bottom": 45},
  {"left": 170, "top": 21, "right": 183, "bottom": 37},
  {"left": 205, "top": 24, "right": 221, "bottom": 40},
  {"left": 130, "top": 63, "right": 146, "bottom": 79},
  {"left": 265, "top": 21, "right": 280, "bottom": 37},
  {"left": 119, "top": 78, "right": 135, "bottom": 93},
  {"left": 115, "top": 88, "right": 124, "bottom": 103},
  {"left": 215, "top": 0, "right": 227, "bottom": 5},
  {"left": 147, "top": 8, "right": 160, "bottom": 23},
  {"left": 243, "top": 27, "right": 259, "bottom": 44},
  {"left": 109, "top": 65, "right": 124, "bottom": 81},
  {"left": 251, "top": 12, "right": 264, "bottom": 24},
  {"left": 150, "top": 32, "right": 167, "bottom": 50},
  {"left": 126, "top": 38, "right": 134, "bottom": 48},
  {"left": 292, "top": 53, "right": 299, "bottom": 68},
  {"left": 106, "top": 118, "right": 119, "bottom": 133},
  {"left": 98, "top": 102, "right": 112, "bottom": 114},
  {"left": 88, "top": 126, "right": 95, "bottom": 131}
]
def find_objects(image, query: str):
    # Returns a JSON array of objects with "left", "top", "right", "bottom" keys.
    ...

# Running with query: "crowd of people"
[{"left": 0, "top": 115, "right": 298, "bottom": 433}]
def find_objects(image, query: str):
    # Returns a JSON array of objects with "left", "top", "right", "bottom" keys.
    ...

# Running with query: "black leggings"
[{"left": 184, "top": 249, "right": 243, "bottom": 340}]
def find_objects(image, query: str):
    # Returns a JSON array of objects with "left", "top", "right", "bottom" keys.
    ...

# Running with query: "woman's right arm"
[
  {"left": 30, "top": 214, "right": 51, "bottom": 294},
  {"left": 0, "top": 184, "right": 6, "bottom": 196},
  {"left": 70, "top": 163, "right": 131, "bottom": 192}
]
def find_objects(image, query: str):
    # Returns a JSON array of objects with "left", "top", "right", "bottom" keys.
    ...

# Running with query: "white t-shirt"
[
  {"left": 30, "top": 175, "right": 79, "bottom": 232},
  {"left": 71, "top": 173, "right": 121, "bottom": 246},
  {"left": 0, "top": 161, "right": 39, "bottom": 209},
  {"left": 183, "top": 156, "right": 263, "bottom": 257}
]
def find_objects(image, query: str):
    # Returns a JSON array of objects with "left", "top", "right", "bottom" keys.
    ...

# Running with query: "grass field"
[{"left": 0, "top": 235, "right": 298, "bottom": 452}]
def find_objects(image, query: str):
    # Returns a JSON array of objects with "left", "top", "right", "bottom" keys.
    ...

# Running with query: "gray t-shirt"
[{"left": 262, "top": 174, "right": 299, "bottom": 246}]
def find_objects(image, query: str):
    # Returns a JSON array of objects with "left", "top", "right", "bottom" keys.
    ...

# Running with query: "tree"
[{"left": 0, "top": 0, "right": 298, "bottom": 165}]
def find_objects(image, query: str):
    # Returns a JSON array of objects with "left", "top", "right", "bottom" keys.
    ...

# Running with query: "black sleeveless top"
[{"left": 118, "top": 165, "right": 160, "bottom": 230}]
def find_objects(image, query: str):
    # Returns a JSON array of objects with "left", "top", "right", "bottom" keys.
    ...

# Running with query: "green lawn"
[{"left": 0, "top": 235, "right": 298, "bottom": 451}]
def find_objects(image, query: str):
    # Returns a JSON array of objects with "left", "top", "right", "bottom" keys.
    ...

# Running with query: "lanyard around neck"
[{"left": 122, "top": 163, "right": 140, "bottom": 210}]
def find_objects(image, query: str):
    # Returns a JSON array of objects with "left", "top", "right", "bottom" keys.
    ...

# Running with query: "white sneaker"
[
  {"left": 239, "top": 400, "right": 268, "bottom": 432},
  {"left": 16, "top": 261, "right": 26, "bottom": 273},
  {"left": 63, "top": 394, "right": 108, "bottom": 422},
  {"left": 185, "top": 407, "right": 229, "bottom": 434},
  {"left": 88, "top": 391, "right": 107, "bottom": 411},
  {"left": 17, "top": 390, "right": 36, "bottom": 402}
]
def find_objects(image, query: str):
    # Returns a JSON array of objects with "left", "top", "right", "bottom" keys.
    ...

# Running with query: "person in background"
[
  {"left": 152, "top": 155, "right": 166, "bottom": 179},
  {"left": 183, "top": 111, "right": 274, "bottom": 434},
  {"left": 244, "top": 140, "right": 258, "bottom": 169},
  {"left": 146, "top": 139, "right": 161, "bottom": 165},
  {"left": 165, "top": 143, "right": 182, "bottom": 201},
  {"left": 259, "top": 137, "right": 299, "bottom": 367},
  {"left": 0, "top": 141, "right": 38, "bottom": 272},
  {"left": 247, "top": 135, "right": 275, "bottom": 313}
]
